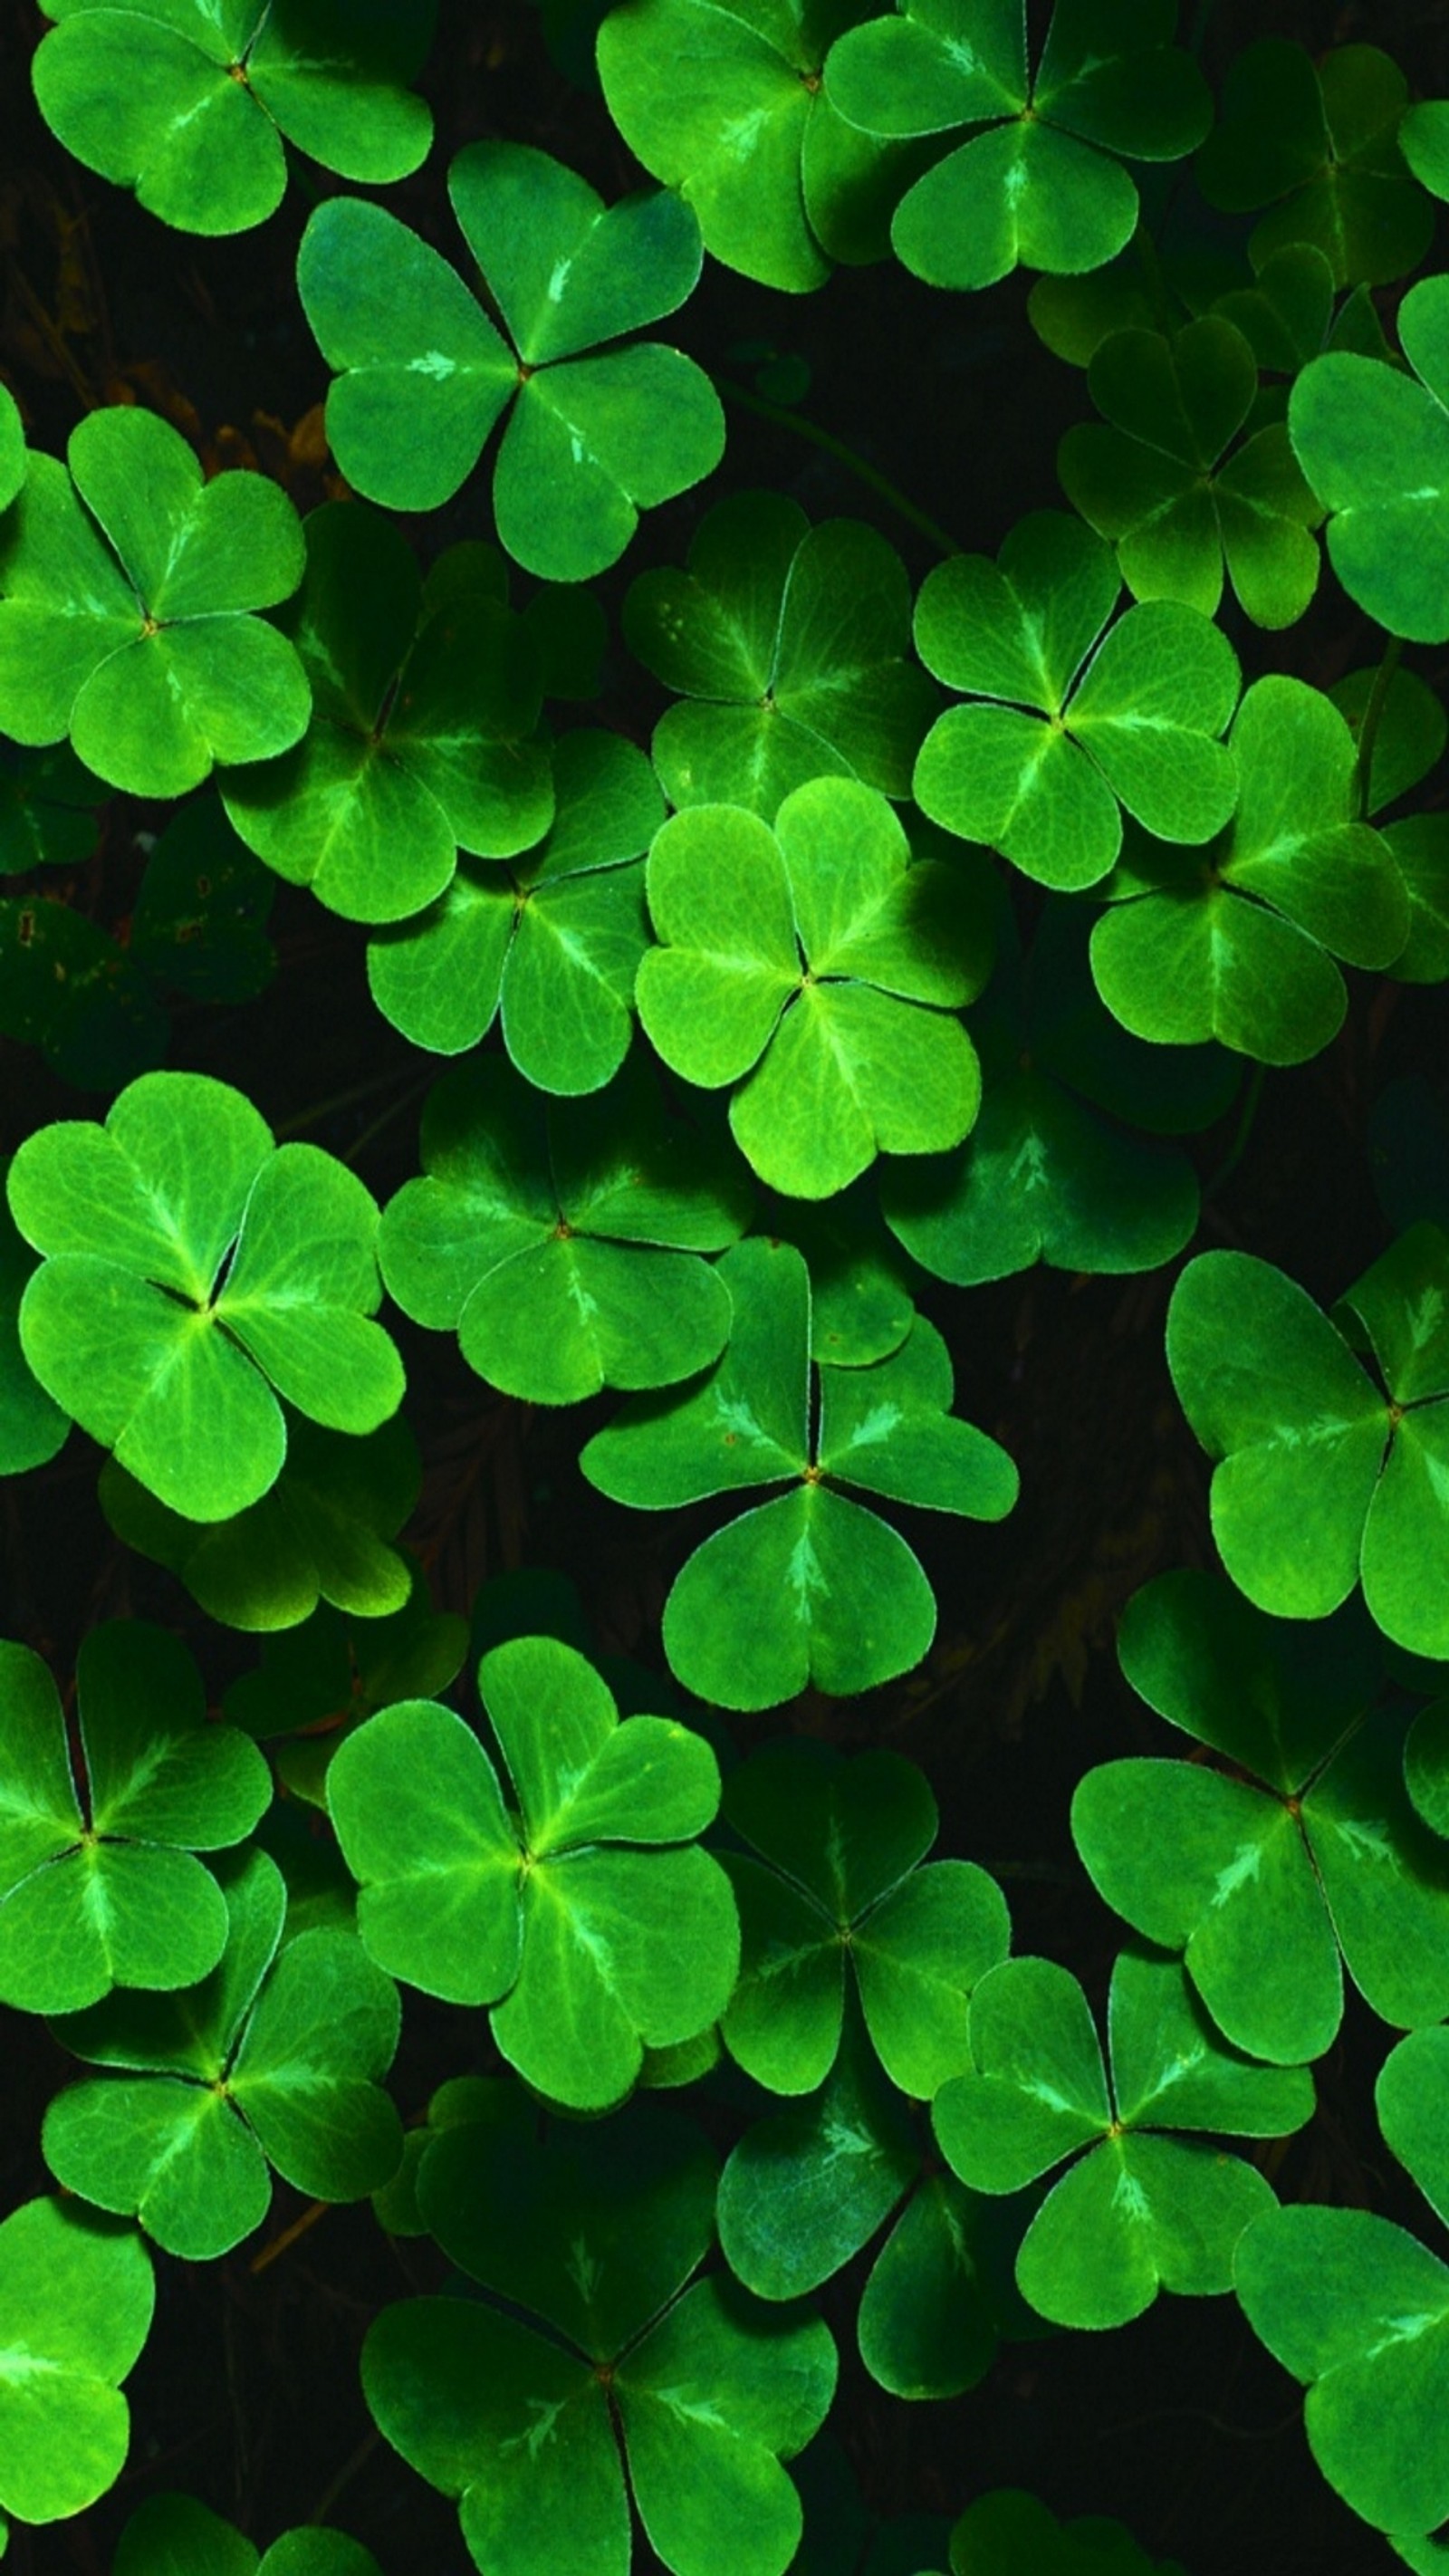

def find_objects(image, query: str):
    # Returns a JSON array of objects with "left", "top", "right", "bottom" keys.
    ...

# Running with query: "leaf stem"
[
  {"left": 274, "top": 1066, "right": 419, "bottom": 1140},
  {"left": 1352, "top": 633, "right": 1404, "bottom": 819},
  {"left": 1204, "top": 1061, "right": 1266, "bottom": 1200},
  {"left": 711, "top": 375, "right": 963, "bottom": 556},
  {"left": 306, "top": 2427, "right": 380, "bottom": 2528}
]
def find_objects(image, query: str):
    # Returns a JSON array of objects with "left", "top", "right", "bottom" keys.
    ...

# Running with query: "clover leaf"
[
  {"left": 1073, "top": 1568, "right": 1449, "bottom": 2062},
  {"left": 366, "top": 2097, "right": 835, "bottom": 2576},
  {"left": 379, "top": 1057, "right": 748, "bottom": 1408},
  {"left": 935, "top": 1946, "right": 1310, "bottom": 2331},
  {"left": 1089, "top": 676, "right": 1409, "bottom": 1063},
  {"left": 637, "top": 782, "right": 984, "bottom": 1198},
  {"left": 0, "top": 2196, "right": 153, "bottom": 2528},
  {"left": 0, "top": 1163, "right": 66, "bottom": 1476},
  {"left": 598, "top": 0, "right": 933, "bottom": 292},
  {"left": 327, "top": 1635, "right": 739, "bottom": 2110},
  {"left": 0, "top": 1623, "right": 270, "bottom": 2014},
  {"left": 717, "top": 2005, "right": 1014, "bottom": 2400},
  {"left": 912, "top": 513, "right": 1239, "bottom": 890},
  {"left": 0, "top": 740, "right": 103, "bottom": 876},
  {"left": 582, "top": 1236, "right": 1018, "bottom": 1709},
  {"left": 116, "top": 2493, "right": 382, "bottom": 2576},
  {"left": 716, "top": 1738, "right": 1009, "bottom": 2096},
  {"left": 1166, "top": 1229, "right": 1449, "bottom": 1652},
  {"left": 0, "top": 387, "right": 23, "bottom": 518},
  {"left": 219, "top": 506, "right": 553, "bottom": 925},
  {"left": 1289, "top": 276, "right": 1449, "bottom": 646},
  {"left": 297, "top": 144, "right": 723, "bottom": 579},
  {"left": 773, "top": 1180, "right": 920, "bottom": 1367},
  {"left": 43, "top": 1846, "right": 403, "bottom": 2261},
  {"left": 1058, "top": 317, "right": 1322, "bottom": 628},
  {"left": 881, "top": 895, "right": 1233, "bottom": 1287},
  {"left": 1333, "top": 664, "right": 1449, "bottom": 985},
  {"left": 7, "top": 1070, "right": 403, "bottom": 1523},
  {"left": 1196, "top": 40, "right": 1432, "bottom": 288},
  {"left": 33, "top": 0, "right": 436, "bottom": 236},
  {"left": 365, "top": 729, "right": 664, "bottom": 1089},
  {"left": 947, "top": 2493, "right": 1186, "bottom": 2575},
  {"left": 224, "top": 1570, "right": 468, "bottom": 1807},
  {"left": 824, "top": 0, "right": 1210, "bottom": 293},
  {"left": 623, "top": 492, "right": 938, "bottom": 816},
  {"left": 0, "top": 409, "right": 308, "bottom": 796}
]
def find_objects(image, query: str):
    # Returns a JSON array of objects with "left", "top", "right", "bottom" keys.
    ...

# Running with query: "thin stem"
[
  {"left": 343, "top": 1073, "right": 432, "bottom": 1168},
  {"left": 274, "top": 1066, "right": 417, "bottom": 1140},
  {"left": 1204, "top": 1061, "right": 1266, "bottom": 1201},
  {"left": 1353, "top": 633, "right": 1404, "bottom": 820},
  {"left": 307, "top": 2427, "right": 380, "bottom": 2528},
  {"left": 712, "top": 375, "right": 962, "bottom": 556}
]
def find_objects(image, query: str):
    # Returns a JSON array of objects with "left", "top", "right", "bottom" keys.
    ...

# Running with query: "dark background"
[{"left": 3, "top": 1, "right": 1449, "bottom": 2569}]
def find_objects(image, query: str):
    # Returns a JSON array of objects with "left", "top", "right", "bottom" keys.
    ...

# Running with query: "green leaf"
[
  {"left": 717, "top": 2013, "right": 920, "bottom": 2302},
  {"left": 1289, "top": 276, "right": 1449, "bottom": 644},
  {"left": 0, "top": 1624, "right": 269, "bottom": 2014},
  {"left": 379, "top": 1057, "right": 747, "bottom": 1405},
  {"left": 0, "top": 1163, "right": 66, "bottom": 1475},
  {"left": 0, "top": 413, "right": 309, "bottom": 794},
  {"left": 0, "top": 2196, "right": 152, "bottom": 2525},
  {"left": 9, "top": 1072, "right": 401, "bottom": 1522},
  {"left": 0, "top": 740, "right": 104, "bottom": 877},
  {"left": 115, "top": 2491, "right": 259, "bottom": 2576},
  {"left": 1196, "top": 41, "right": 1432, "bottom": 287},
  {"left": 224, "top": 1572, "right": 467, "bottom": 1808},
  {"left": 34, "top": 0, "right": 436, "bottom": 235},
  {"left": 948, "top": 2488, "right": 1185, "bottom": 2575},
  {"left": 624, "top": 492, "right": 938, "bottom": 814}
]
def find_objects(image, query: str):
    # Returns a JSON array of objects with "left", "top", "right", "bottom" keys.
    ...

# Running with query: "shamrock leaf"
[
  {"left": 1073, "top": 1568, "right": 1449, "bottom": 2062},
  {"left": 622, "top": 492, "right": 939, "bottom": 815},
  {"left": 297, "top": 144, "right": 723, "bottom": 579},
  {"left": 717, "top": 2005, "right": 1014, "bottom": 2399},
  {"left": 379, "top": 1058, "right": 748, "bottom": 1407},
  {"left": 1196, "top": 40, "right": 1432, "bottom": 288},
  {"left": 716, "top": 1737, "right": 1009, "bottom": 2096},
  {"left": 597, "top": 0, "right": 934, "bottom": 293},
  {"left": 581, "top": 1237, "right": 1019, "bottom": 1709},
  {"left": 366, "top": 728, "right": 664, "bottom": 1090},
  {"left": 912, "top": 513, "right": 1240, "bottom": 890},
  {"left": 0, "top": 409, "right": 309, "bottom": 796},
  {"left": 1058, "top": 317, "right": 1322, "bottom": 628},
  {"left": 366, "top": 2095, "right": 837, "bottom": 2576},
  {"left": 824, "top": 0, "right": 1210, "bottom": 293},
  {"left": 1166, "top": 1229, "right": 1449, "bottom": 1652},
  {"left": 1089, "top": 677, "right": 1408, "bottom": 1063},
  {"left": 0, "top": 2196, "right": 152, "bottom": 2527},
  {"left": 326, "top": 1634, "right": 739, "bottom": 2110},
  {"left": 0, "top": 1623, "right": 270, "bottom": 2014},
  {"left": 773, "top": 1181, "right": 920, "bottom": 1367},
  {"left": 116, "top": 2493, "right": 382, "bottom": 2576},
  {"left": 1289, "top": 276, "right": 1449, "bottom": 645},
  {"left": 7, "top": 1070, "right": 403, "bottom": 1523},
  {"left": 881, "top": 895, "right": 1233, "bottom": 1286},
  {"left": 33, "top": 0, "right": 436, "bottom": 235},
  {"left": 100, "top": 1414, "right": 420, "bottom": 1634},
  {"left": 43, "top": 1846, "right": 404, "bottom": 2261},
  {"left": 946, "top": 2492, "right": 1185, "bottom": 2575},
  {"left": 934, "top": 1946, "right": 1311, "bottom": 2330},
  {"left": 224, "top": 1569, "right": 468, "bottom": 1807},
  {"left": 636, "top": 780, "right": 984, "bottom": 1199},
  {"left": 0, "top": 1163, "right": 66, "bottom": 1476},
  {"left": 0, "top": 740, "right": 104, "bottom": 876},
  {"left": 219, "top": 507, "right": 553, "bottom": 925}
]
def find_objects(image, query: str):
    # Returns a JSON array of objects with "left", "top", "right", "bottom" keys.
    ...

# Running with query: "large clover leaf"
[
  {"left": 719, "top": 1737, "right": 1009, "bottom": 2098},
  {"left": 0, "top": 1161, "right": 66, "bottom": 1476},
  {"left": 622, "top": 491, "right": 938, "bottom": 815},
  {"left": 880, "top": 896, "right": 1233, "bottom": 1286},
  {"left": 934, "top": 1946, "right": 1311, "bottom": 2330},
  {"left": 367, "top": 2098, "right": 836, "bottom": 2576},
  {"left": 297, "top": 144, "right": 723, "bottom": 579},
  {"left": 1073, "top": 1568, "right": 1449, "bottom": 2062},
  {"left": 0, "top": 1623, "right": 269, "bottom": 2014},
  {"left": 33, "top": 0, "right": 436, "bottom": 236},
  {"left": 1089, "top": 676, "right": 1409, "bottom": 1064},
  {"left": 365, "top": 729, "right": 664, "bottom": 1089},
  {"left": 581, "top": 1237, "right": 1018, "bottom": 1709},
  {"left": 7, "top": 1071, "right": 403, "bottom": 1523},
  {"left": 598, "top": 0, "right": 937, "bottom": 293},
  {"left": 1166, "top": 1228, "right": 1449, "bottom": 1651},
  {"left": 912, "top": 514, "right": 1239, "bottom": 890},
  {"left": 1058, "top": 317, "right": 1322, "bottom": 628},
  {"left": 327, "top": 1634, "right": 739, "bottom": 2110},
  {"left": 379, "top": 1058, "right": 748, "bottom": 1408},
  {"left": 0, "top": 409, "right": 309, "bottom": 796},
  {"left": 116, "top": 2493, "right": 381, "bottom": 2576},
  {"left": 1289, "top": 276, "right": 1449, "bottom": 645},
  {"left": 0, "top": 2196, "right": 153, "bottom": 2528},
  {"left": 1196, "top": 40, "right": 1432, "bottom": 288},
  {"left": 219, "top": 506, "right": 553, "bottom": 925},
  {"left": 43, "top": 1846, "right": 403, "bottom": 2261},
  {"left": 824, "top": 0, "right": 1209, "bottom": 293},
  {"left": 636, "top": 781, "right": 984, "bottom": 1198}
]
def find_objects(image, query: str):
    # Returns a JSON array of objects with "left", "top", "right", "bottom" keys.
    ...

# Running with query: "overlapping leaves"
[
  {"left": 115, "top": 2493, "right": 382, "bottom": 2576},
  {"left": 1289, "top": 275, "right": 1449, "bottom": 644},
  {"left": 1196, "top": 40, "right": 1432, "bottom": 287},
  {"left": 0, "top": 2197, "right": 153, "bottom": 2529}
]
